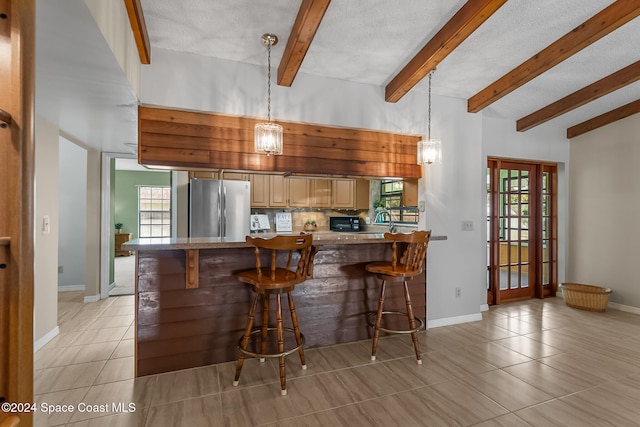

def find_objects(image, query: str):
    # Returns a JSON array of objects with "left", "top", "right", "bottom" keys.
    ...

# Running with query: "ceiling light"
[
  {"left": 255, "top": 33, "right": 283, "bottom": 156},
  {"left": 417, "top": 70, "right": 441, "bottom": 165}
]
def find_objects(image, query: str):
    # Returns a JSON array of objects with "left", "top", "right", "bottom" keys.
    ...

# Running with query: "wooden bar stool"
[
  {"left": 365, "top": 230, "right": 431, "bottom": 364},
  {"left": 233, "top": 234, "right": 316, "bottom": 395}
]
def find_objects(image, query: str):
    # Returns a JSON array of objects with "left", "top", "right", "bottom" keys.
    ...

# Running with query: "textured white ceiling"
[
  {"left": 141, "top": 0, "right": 638, "bottom": 131},
  {"left": 36, "top": 0, "right": 640, "bottom": 154}
]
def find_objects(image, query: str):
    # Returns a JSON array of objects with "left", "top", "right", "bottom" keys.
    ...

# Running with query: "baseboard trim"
[
  {"left": 480, "top": 304, "right": 489, "bottom": 312},
  {"left": 608, "top": 301, "right": 640, "bottom": 315},
  {"left": 427, "top": 312, "right": 483, "bottom": 329},
  {"left": 58, "top": 285, "right": 86, "bottom": 292},
  {"left": 84, "top": 294, "right": 101, "bottom": 303},
  {"left": 34, "top": 326, "right": 60, "bottom": 352}
]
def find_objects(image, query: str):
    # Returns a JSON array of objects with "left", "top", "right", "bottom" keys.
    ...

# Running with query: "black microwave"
[{"left": 329, "top": 216, "right": 361, "bottom": 232}]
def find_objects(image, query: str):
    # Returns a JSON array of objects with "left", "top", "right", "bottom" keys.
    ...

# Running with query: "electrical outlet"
[
  {"left": 455, "top": 287, "right": 461, "bottom": 298},
  {"left": 461, "top": 220, "right": 473, "bottom": 231}
]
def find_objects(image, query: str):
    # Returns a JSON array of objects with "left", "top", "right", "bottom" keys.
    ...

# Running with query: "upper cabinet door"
[
  {"left": 355, "top": 180, "right": 370, "bottom": 210},
  {"left": 311, "top": 179, "right": 332, "bottom": 208},
  {"left": 332, "top": 179, "right": 355, "bottom": 209},
  {"left": 402, "top": 179, "right": 419, "bottom": 207},
  {"left": 222, "top": 171, "right": 250, "bottom": 181},
  {"left": 269, "top": 175, "right": 289, "bottom": 207},
  {"left": 250, "top": 174, "right": 269, "bottom": 208},
  {"left": 288, "top": 179, "right": 310, "bottom": 207}
]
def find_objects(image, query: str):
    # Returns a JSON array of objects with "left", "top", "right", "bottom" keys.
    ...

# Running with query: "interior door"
[{"left": 487, "top": 159, "right": 556, "bottom": 305}]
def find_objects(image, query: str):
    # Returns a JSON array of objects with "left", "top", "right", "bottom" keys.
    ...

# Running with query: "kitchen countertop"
[{"left": 124, "top": 231, "right": 447, "bottom": 250}]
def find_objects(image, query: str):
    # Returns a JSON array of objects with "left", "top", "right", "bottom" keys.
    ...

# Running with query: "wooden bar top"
[{"left": 125, "top": 232, "right": 446, "bottom": 251}]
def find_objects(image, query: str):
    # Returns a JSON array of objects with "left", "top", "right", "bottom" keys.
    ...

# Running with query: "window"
[
  {"left": 139, "top": 186, "right": 171, "bottom": 238},
  {"left": 377, "top": 180, "right": 418, "bottom": 224}
]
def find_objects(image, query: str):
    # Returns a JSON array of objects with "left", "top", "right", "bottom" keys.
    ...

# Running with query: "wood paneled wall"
[
  {"left": 138, "top": 106, "right": 422, "bottom": 179},
  {"left": 135, "top": 244, "right": 426, "bottom": 376}
]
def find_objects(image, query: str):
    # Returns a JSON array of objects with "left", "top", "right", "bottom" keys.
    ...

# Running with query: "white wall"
[
  {"left": 568, "top": 115, "right": 640, "bottom": 308},
  {"left": 421, "top": 96, "right": 486, "bottom": 324},
  {"left": 84, "top": 0, "right": 141, "bottom": 97},
  {"left": 141, "top": 48, "right": 572, "bottom": 324},
  {"left": 34, "top": 116, "right": 60, "bottom": 348},
  {"left": 142, "top": 48, "right": 426, "bottom": 135},
  {"left": 58, "top": 137, "right": 87, "bottom": 290}
]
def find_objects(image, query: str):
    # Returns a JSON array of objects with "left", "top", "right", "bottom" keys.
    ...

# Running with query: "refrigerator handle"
[
  {"left": 221, "top": 184, "right": 227, "bottom": 237},
  {"left": 218, "top": 183, "right": 223, "bottom": 237}
]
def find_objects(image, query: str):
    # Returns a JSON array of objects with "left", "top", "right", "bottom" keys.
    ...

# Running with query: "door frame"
[{"left": 487, "top": 158, "right": 558, "bottom": 305}]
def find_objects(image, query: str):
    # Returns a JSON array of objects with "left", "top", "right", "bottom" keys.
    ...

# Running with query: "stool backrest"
[
  {"left": 246, "top": 234, "right": 314, "bottom": 283},
  {"left": 384, "top": 230, "right": 431, "bottom": 274}
]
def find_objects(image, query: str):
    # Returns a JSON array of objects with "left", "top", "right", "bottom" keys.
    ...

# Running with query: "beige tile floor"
[{"left": 34, "top": 292, "right": 640, "bottom": 426}]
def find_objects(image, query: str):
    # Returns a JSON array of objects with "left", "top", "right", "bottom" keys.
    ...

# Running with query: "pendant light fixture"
[
  {"left": 417, "top": 70, "right": 441, "bottom": 165},
  {"left": 254, "top": 33, "right": 283, "bottom": 156}
]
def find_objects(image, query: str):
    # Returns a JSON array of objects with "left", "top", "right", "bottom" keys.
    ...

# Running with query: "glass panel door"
[
  {"left": 487, "top": 160, "right": 557, "bottom": 304},
  {"left": 499, "top": 163, "right": 535, "bottom": 301}
]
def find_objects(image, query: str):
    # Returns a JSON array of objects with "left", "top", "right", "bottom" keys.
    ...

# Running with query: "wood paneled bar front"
[{"left": 125, "top": 234, "right": 427, "bottom": 377}]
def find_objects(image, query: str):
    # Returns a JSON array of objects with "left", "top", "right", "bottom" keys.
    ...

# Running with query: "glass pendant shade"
[
  {"left": 255, "top": 33, "right": 283, "bottom": 156},
  {"left": 254, "top": 122, "right": 283, "bottom": 156},
  {"left": 417, "top": 69, "right": 441, "bottom": 165},
  {"left": 417, "top": 138, "right": 441, "bottom": 165}
]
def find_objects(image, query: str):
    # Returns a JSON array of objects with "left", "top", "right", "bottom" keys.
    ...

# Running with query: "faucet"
[{"left": 374, "top": 209, "right": 396, "bottom": 233}]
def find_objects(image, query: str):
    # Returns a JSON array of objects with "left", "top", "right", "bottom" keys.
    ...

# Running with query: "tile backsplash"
[{"left": 250, "top": 209, "right": 368, "bottom": 232}]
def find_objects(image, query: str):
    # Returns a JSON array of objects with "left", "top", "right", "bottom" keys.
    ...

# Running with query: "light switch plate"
[{"left": 461, "top": 220, "right": 473, "bottom": 231}]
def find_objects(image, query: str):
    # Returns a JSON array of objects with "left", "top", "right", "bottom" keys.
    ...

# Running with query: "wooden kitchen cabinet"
[
  {"left": 354, "top": 179, "right": 370, "bottom": 209},
  {"left": 189, "top": 171, "right": 219, "bottom": 180},
  {"left": 221, "top": 171, "right": 250, "bottom": 180},
  {"left": 250, "top": 174, "right": 269, "bottom": 207},
  {"left": 332, "top": 179, "right": 355, "bottom": 208},
  {"left": 311, "top": 179, "right": 332, "bottom": 208},
  {"left": 289, "top": 178, "right": 310, "bottom": 207},
  {"left": 115, "top": 233, "right": 132, "bottom": 257},
  {"left": 403, "top": 178, "right": 419, "bottom": 207},
  {"left": 250, "top": 174, "right": 369, "bottom": 209},
  {"left": 269, "top": 175, "right": 288, "bottom": 207}
]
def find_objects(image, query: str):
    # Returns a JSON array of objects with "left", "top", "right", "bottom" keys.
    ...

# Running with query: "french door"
[{"left": 487, "top": 159, "right": 557, "bottom": 305}]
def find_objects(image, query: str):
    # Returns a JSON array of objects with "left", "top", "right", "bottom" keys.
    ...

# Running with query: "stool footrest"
[
  {"left": 237, "top": 326, "right": 305, "bottom": 359},
  {"left": 366, "top": 311, "right": 424, "bottom": 334}
]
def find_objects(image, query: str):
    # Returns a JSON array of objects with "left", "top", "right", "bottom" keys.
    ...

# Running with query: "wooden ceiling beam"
[
  {"left": 277, "top": 0, "right": 331, "bottom": 87},
  {"left": 385, "top": 0, "right": 507, "bottom": 103},
  {"left": 517, "top": 60, "right": 640, "bottom": 132},
  {"left": 567, "top": 99, "right": 640, "bottom": 139},
  {"left": 124, "top": 0, "right": 151, "bottom": 64},
  {"left": 468, "top": 1, "right": 640, "bottom": 113}
]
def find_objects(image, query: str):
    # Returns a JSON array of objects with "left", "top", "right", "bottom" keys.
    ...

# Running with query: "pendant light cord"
[
  {"left": 427, "top": 70, "right": 432, "bottom": 141},
  {"left": 267, "top": 41, "right": 272, "bottom": 123}
]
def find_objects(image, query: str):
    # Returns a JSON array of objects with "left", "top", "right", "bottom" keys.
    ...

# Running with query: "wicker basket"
[{"left": 560, "top": 283, "right": 612, "bottom": 312}]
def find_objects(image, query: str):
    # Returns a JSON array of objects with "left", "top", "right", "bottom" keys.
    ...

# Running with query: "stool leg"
[
  {"left": 260, "top": 295, "right": 270, "bottom": 362},
  {"left": 371, "top": 280, "right": 386, "bottom": 361},
  {"left": 287, "top": 292, "right": 306, "bottom": 369},
  {"left": 234, "top": 293, "right": 259, "bottom": 386},
  {"left": 403, "top": 280, "right": 422, "bottom": 364},
  {"left": 276, "top": 293, "right": 287, "bottom": 395}
]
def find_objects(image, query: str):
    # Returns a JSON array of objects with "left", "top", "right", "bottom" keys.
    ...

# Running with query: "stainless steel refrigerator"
[{"left": 189, "top": 179, "right": 251, "bottom": 240}]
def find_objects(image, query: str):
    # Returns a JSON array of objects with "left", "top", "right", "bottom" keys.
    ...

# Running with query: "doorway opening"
[{"left": 487, "top": 159, "right": 557, "bottom": 305}]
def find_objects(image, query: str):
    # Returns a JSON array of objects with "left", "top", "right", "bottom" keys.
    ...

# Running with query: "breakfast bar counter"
[{"left": 125, "top": 232, "right": 442, "bottom": 376}]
